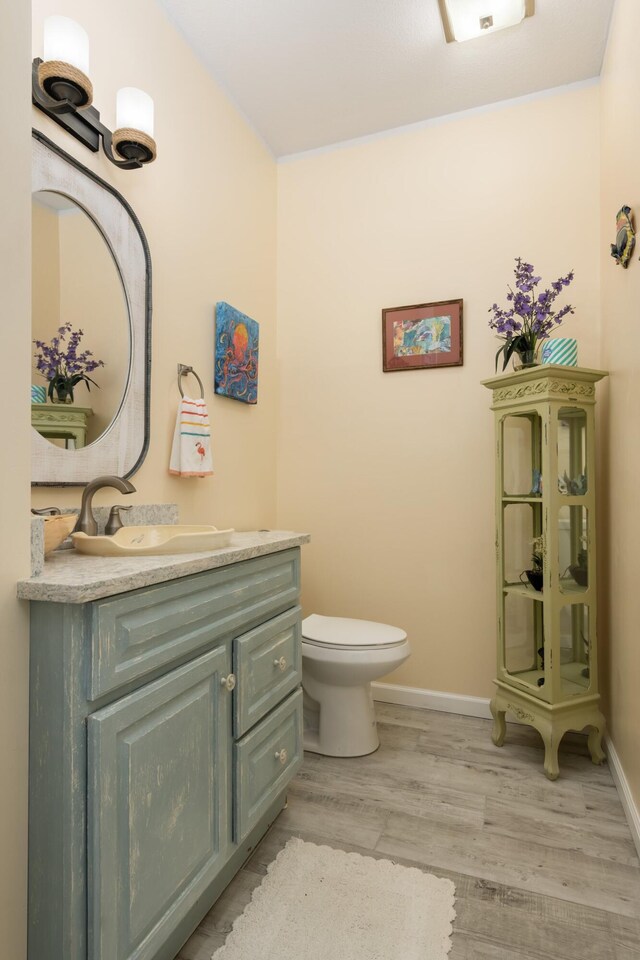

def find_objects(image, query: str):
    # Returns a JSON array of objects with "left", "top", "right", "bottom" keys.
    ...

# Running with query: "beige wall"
[
  {"left": 0, "top": 0, "right": 32, "bottom": 954},
  {"left": 277, "top": 85, "right": 601, "bottom": 698},
  {"left": 599, "top": 0, "right": 640, "bottom": 812},
  {"left": 32, "top": 201, "right": 60, "bottom": 354},
  {"left": 31, "top": 0, "right": 278, "bottom": 530}
]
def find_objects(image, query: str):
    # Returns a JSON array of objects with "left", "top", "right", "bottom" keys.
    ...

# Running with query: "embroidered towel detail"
[{"left": 169, "top": 396, "right": 214, "bottom": 477}]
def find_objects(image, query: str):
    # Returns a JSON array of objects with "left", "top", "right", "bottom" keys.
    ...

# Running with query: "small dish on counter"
[
  {"left": 71, "top": 524, "right": 234, "bottom": 557},
  {"left": 43, "top": 514, "right": 77, "bottom": 556}
]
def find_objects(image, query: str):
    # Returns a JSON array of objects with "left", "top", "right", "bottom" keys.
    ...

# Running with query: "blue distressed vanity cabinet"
[{"left": 27, "top": 547, "right": 304, "bottom": 960}]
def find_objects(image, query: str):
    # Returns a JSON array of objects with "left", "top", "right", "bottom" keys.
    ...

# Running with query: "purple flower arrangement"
[
  {"left": 489, "top": 258, "right": 575, "bottom": 371},
  {"left": 33, "top": 322, "right": 105, "bottom": 403}
]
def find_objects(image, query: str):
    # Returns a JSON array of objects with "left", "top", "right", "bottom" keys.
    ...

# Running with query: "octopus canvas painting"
[{"left": 214, "top": 302, "right": 259, "bottom": 404}]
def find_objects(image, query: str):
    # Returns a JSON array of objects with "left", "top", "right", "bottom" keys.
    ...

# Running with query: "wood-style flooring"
[{"left": 176, "top": 703, "right": 640, "bottom": 960}]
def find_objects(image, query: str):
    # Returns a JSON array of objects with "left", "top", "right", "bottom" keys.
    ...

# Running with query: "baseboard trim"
[
  {"left": 372, "top": 681, "right": 640, "bottom": 861},
  {"left": 605, "top": 736, "right": 640, "bottom": 861},
  {"left": 371, "top": 682, "right": 493, "bottom": 720}
]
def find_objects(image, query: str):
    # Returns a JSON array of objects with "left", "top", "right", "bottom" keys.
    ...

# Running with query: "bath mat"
[{"left": 212, "top": 838, "right": 456, "bottom": 960}]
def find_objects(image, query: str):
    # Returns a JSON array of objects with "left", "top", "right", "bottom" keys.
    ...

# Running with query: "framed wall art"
[
  {"left": 214, "top": 301, "right": 259, "bottom": 404},
  {"left": 382, "top": 298, "right": 463, "bottom": 372}
]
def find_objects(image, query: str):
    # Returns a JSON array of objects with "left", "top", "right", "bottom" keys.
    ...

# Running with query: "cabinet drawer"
[
  {"left": 234, "top": 607, "right": 301, "bottom": 737},
  {"left": 234, "top": 688, "right": 302, "bottom": 843},
  {"left": 89, "top": 550, "right": 300, "bottom": 700}
]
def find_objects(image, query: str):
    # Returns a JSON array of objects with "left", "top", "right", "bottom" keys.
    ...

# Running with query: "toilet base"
[{"left": 303, "top": 682, "right": 380, "bottom": 757}]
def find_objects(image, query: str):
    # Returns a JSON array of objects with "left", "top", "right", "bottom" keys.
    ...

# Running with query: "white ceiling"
[{"left": 157, "top": 0, "right": 615, "bottom": 158}]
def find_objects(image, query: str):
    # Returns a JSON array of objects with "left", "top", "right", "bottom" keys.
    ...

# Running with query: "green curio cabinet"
[{"left": 482, "top": 365, "right": 608, "bottom": 779}]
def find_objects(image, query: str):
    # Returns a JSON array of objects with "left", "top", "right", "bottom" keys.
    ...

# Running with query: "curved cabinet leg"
[
  {"left": 490, "top": 697, "right": 507, "bottom": 747},
  {"left": 538, "top": 724, "right": 560, "bottom": 781},
  {"left": 587, "top": 714, "right": 607, "bottom": 765}
]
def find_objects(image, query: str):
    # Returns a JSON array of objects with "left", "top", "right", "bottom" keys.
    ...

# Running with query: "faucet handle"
[{"left": 105, "top": 505, "right": 132, "bottom": 536}]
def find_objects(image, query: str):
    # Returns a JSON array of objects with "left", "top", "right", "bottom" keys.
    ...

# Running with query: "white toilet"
[{"left": 301, "top": 614, "right": 411, "bottom": 757}]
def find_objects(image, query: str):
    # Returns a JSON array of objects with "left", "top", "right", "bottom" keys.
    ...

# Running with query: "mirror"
[
  {"left": 31, "top": 130, "right": 150, "bottom": 485},
  {"left": 32, "top": 191, "right": 129, "bottom": 448}
]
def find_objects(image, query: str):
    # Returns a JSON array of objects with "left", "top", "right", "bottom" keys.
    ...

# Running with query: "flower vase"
[
  {"left": 50, "top": 382, "right": 74, "bottom": 404},
  {"left": 514, "top": 348, "right": 538, "bottom": 370}
]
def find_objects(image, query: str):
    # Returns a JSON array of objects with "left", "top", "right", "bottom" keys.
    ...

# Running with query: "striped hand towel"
[{"left": 169, "top": 396, "right": 214, "bottom": 477}]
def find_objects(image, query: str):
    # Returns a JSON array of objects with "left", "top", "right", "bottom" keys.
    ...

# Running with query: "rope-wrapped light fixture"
[{"left": 32, "top": 16, "right": 157, "bottom": 170}]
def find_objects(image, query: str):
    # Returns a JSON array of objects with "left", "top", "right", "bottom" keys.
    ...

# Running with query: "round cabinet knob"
[
  {"left": 220, "top": 674, "right": 236, "bottom": 692},
  {"left": 274, "top": 748, "right": 288, "bottom": 765},
  {"left": 273, "top": 656, "right": 287, "bottom": 672}
]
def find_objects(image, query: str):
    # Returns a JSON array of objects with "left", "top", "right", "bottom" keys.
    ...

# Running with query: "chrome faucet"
[{"left": 74, "top": 475, "right": 136, "bottom": 536}]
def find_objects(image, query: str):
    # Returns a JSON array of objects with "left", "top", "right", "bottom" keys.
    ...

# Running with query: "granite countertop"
[{"left": 17, "top": 530, "right": 310, "bottom": 604}]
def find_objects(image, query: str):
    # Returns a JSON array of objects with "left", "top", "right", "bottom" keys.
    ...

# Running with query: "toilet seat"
[{"left": 301, "top": 614, "right": 407, "bottom": 651}]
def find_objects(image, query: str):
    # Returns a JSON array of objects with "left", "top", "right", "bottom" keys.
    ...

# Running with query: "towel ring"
[{"left": 177, "top": 363, "right": 205, "bottom": 399}]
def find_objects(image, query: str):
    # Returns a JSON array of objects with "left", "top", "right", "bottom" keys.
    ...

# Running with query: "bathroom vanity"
[{"left": 18, "top": 531, "right": 309, "bottom": 960}]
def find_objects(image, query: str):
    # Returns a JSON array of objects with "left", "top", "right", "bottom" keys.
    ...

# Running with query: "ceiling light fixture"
[
  {"left": 32, "top": 16, "right": 157, "bottom": 169},
  {"left": 438, "top": 0, "right": 535, "bottom": 43}
]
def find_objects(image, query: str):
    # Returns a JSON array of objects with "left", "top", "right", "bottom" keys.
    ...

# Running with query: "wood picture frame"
[{"left": 382, "top": 299, "right": 463, "bottom": 372}]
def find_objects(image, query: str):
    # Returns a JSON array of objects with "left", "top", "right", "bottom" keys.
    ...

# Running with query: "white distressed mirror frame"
[{"left": 31, "top": 130, "right": 151, "bottom": 485}]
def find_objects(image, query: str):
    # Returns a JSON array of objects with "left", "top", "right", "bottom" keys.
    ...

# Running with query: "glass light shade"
[
  {"left": 116, "top": 88, "right": 154, "bottom": 137},
  {"left": 444, "top": 0, "right": 526, "bottom": 42},
  {"left": 43, "top": 16, "right": 89, "bottom": 74}
]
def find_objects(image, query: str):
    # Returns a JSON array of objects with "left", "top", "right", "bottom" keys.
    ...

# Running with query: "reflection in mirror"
[{"left": 31, "top": 191, "right": 129, "bottom": 449}]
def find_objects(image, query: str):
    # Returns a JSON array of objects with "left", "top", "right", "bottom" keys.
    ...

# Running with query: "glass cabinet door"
[
  {"left": 559, "top": 604, "right": 591, "bottom": 694},
  {"left": 503, "top": 592, "right": 548, "bottom": 699},
  {"left": 558, "top": 504, "right": 589, "bottom": 594},
  {"left": 502, "top": 413, "right": 542, "bottom": 497},
  {"left": 500, "top": 410, "right": 546, "bottom": 699},
  {"left": 557, "top": 407, "right": 587, "bottom": 495},
  {"left": 503, "top": 503, "right": 535, "bottom": 587}
]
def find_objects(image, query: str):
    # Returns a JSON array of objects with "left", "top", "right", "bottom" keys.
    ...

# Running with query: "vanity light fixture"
[
  {"left": 438, "top": 0, "right": 535, "bottom": 43},
  {"left": 32, "top": 16, "right": 157, "bottom": 169},
  {"left": 114, "top": 87, "right": 156, "bottom": 165}
]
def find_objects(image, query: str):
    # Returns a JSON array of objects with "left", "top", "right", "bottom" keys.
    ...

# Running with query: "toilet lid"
[{"left": 301, "top": 614, "right": 407, "bottom": 649}]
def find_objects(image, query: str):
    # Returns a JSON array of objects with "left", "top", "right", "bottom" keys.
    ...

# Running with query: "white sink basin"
[{"left": 72, "top": 525, "right": 234, "bottom": 557}]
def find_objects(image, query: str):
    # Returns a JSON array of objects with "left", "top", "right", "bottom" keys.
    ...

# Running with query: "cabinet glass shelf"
[
  {"left": 503, "top": 581, "right": 588, "bottom": 600},
  {"left": 503, "top": 582, "right": 544, "bottom": 600},
  {"left": 504, "top": 666, "right": 587, "bottom": 698},
  {"left": 501, "top": 495, "right": 542, "bottom": 504}
]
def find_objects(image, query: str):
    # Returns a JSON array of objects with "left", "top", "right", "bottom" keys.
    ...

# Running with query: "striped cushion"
[{"left": 541, "top": 338, "right": 577, "bottom": 367}]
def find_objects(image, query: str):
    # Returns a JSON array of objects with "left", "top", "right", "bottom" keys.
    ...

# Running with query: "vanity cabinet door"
[{"left": 87, "top": 645, "right": 231, "bottom": 960}]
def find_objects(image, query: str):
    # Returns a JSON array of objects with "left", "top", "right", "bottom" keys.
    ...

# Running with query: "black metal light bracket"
[{"left": 32, "top": 58, "right": 145, "bottom": 170}]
